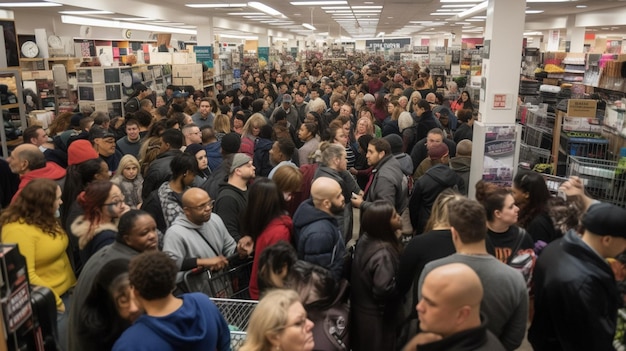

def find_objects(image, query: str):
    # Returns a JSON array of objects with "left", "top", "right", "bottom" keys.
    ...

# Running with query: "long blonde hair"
[
  {"left": 241, "top": 113, "right": 267, "bottom": 139},
  {"left": 423, "top": 189, "right": 465, "bottom": 232},
  {"left": 240, "top": 289, "right": 301, "bottom": 351}
]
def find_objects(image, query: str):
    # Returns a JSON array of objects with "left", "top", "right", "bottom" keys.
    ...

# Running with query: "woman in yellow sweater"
[{"left": 0, "top": 178, "right": 76, "bottom": 351}]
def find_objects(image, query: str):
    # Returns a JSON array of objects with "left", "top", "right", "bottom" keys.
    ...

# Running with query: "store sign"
[
  {"left": 413, "top": 46, "right": 429, "bottom": 54},
  {"left": 365, "top": 38, "right": 411, "bottom": 50}
]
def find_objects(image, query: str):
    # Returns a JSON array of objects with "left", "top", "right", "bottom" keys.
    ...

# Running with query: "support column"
[
  {"left": 196, "top": 18, "right": 214, "bottom": 46},
  {"left": 566, "top": 15, "right": 585, "bottom": 53},
  {"left": 468, "top": 0, "right": 526, "bottom": 198}
]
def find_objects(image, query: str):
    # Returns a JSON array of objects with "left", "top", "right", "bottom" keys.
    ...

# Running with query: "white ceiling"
[{"left": 4, "top": 0, "right": 626, "bottom": 40}]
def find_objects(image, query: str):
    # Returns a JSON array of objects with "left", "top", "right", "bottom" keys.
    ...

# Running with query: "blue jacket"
[
  {"left": 293, "top": 199, "right": 346, "bottom": 280},
  {"left": 204, "top": 141, "right": 222, "bottom": 173},
  {"left": 113, "top": 293, "right": 230, "bottom": 351}
]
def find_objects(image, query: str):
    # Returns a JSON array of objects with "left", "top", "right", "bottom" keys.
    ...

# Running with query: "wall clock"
[{"left": 21, "top": 41, "right": 39, "bottom": 58}]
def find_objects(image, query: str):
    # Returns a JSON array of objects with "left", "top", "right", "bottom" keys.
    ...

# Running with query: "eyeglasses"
[
  {"left": 275, "top": 317, "right": 308, "bottom": 333},
  {"left": 104, "top": 196, "right": 126, "bottom": 207},
  {"left": 187, "top": 200, "right": 215, "bottom": 211}
]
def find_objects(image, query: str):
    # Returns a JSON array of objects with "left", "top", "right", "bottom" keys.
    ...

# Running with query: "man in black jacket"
[{"left": 529, "top": 202, "right": 626, "bottom": 351}]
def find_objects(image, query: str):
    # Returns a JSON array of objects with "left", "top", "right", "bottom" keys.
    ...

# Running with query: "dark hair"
[
  {"left": 369, "top": 137, "right": 391, "bottom": 155},
  {"left": 0, "top": 178, "right": 61, "bottom": 237},
  {"left": 23, "top": 125, "right": 43, "bottom": 144},
  {"left": 360, "top": 200, "right": 401, "bottom": 252},
  {"left": 457, "top": 109, "right": 473, "bottom": 124},
  {"left": 514, "top": 171, "right": 550, "bottom": 227},
  {"left": 251, "top": 98, "right": 266, "bottom": 113},
  {"left": 417, "top": 99, "right": 431, "bottom": 111},
  {"left": 276, "top": 138, "right": 296, "bottom": 159},
  {"left": 124, "top": 118, "right": 139, "bottom": 128},
  {"left": 257, "top": 241, "right": 297, "bottom": 296},
  {"left": 475, "top": 181, "right": 511, "bottom": 222},
  {"left": 357, "top": 134, "right": 374, "bottom": 152},
  {"left": 61, "top": 158, "right": 105, "bottom": 226},
  {"left": 241, "top": 178, "right": 286, "bottom": 240},
  {"left": 170, "top": 153, "right": 198, "bottom": 179},
  {"left": 274, "top": 108, "right": 288, "bottom": 122},
  {"left": 116, "top": 209, "right": 151, "bottom": 243},
  {"left": 302, "top": 122, "right": 318, "bottom": 137},
  {"left": 134, "top": 110, "right": 153, "bottom": 128},
  {"left": 285, "top": 260, "right": 337, "bottom": 308},
  {"left": 160, "top": 128, "right": 184, "bottom": 149},
  {"left": 448, "top": 198, "right": 487, "bottom": 243},
  {"left": 259, "top": 124, "right": 273, "bottom": 139},
  {"left": 129, "top": 251, "right": 177, "bottom": 300},
  {"left": 81, "top": 259, "right": 132, "bottom": 350}
]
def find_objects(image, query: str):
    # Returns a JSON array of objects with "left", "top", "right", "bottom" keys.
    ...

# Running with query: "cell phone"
[
  {"left": 557, "top": 189, "right": 567, "bottom": 201},
  {"left": 351, "top": 192, "right": 359, "bottom": 199}
]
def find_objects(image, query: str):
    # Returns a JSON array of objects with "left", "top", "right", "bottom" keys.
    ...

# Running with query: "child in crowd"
[{"left": 111, "top": 155, "right": 143, "bottom": 209}]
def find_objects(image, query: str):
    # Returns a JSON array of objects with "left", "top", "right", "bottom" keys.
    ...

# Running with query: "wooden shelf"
[{"left": 2, "top": 103, "right": 19, "bottom": 109}]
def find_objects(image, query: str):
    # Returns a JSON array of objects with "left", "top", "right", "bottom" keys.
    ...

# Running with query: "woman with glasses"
[
  {"left": 71, "top": 180, "right": 130, "bottom": 264},
  {"left": 1, "top": 178, "right": 76, "bottom": 350},
  {"left": 240, "top": 289, "right": 314, "bottom": 351}
]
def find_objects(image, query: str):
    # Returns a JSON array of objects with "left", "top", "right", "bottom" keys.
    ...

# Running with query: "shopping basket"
[
  {"left": 567, "top": 155, "right": 626, "bottom": 207},
  {"left": 179, "top": 257, "right": 254, "bottom": 299},
  {"left": 211, "top": 297, "right": 259, "bottom": 351}
]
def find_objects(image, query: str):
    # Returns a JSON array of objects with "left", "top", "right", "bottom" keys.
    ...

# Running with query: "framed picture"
[{"left": 0, "top": 20, "right": 19, "bottom": 67}]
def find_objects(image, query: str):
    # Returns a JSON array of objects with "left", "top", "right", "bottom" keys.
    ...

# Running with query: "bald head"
[
  {"left": 311, "top": 177, "right": 344, "bottom": 215},
  {"left": 182, "top": 187, "right": 210, "bottom": 208},
  {"left": 418, "top": 263, "right": 483, "bottom": 338},
  {"left": 9, "top": 144, "right": 45, "bottom": 175}
]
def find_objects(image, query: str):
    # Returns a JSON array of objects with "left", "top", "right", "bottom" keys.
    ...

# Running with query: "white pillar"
[
  {"left": 468, "top": 0, "right": 526, "bottom": 198},
  {"left": 196, "top": 19, "right": 214, "bottom": 46}
]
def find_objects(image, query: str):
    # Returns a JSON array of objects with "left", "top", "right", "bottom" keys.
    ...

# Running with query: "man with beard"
[{"left": 293, "top": 177, "right": 346, "bottom": 280}]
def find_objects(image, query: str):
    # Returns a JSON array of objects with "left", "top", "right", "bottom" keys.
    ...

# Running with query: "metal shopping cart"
[
  {"left": 567, "top": 155, "right": 626, "bottom": 207},
  {"left": 212, "top": 297, "right": 259, "bottom": 351},
  {"left": 179, "top": 257, "right": 254, "bottom": 299}
]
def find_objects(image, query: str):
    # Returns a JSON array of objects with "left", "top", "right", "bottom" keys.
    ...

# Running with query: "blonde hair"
[
  {"left": 213, "top": 114, "right": 231, "bottom": 134},
  {"left": 242, "top": 113, "right": 267, "bottom": 138},
  {"left": 423, "top": 189, "right": 465, "bottom": 232},
  {"left": 240, "top": 289, "right": 301, "bottom": 351},
  {"left": 116, "top": 155, "right": 141, "bottom": 180}
]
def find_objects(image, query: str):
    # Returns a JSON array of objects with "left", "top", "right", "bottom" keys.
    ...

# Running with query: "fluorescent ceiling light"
[
  {"left": 431, "top": 12, "right": 457, "bottom": 15},
  {"left": 228, "top": 12, "right": 264, "bottom": 15},
  {"left": 112, "top": 17, "right": 154, "bottom": 21},
  {"left": 303, "top": 23, "right": 316, "bottom": 30},
  {"left": 186, "top": 3, "right": 246, "bottom": 8},
  {"left": 524, "top": 31, "right": 543, "bottom": 35},
  {"left": 61, "top": 15, "right": 196, "bottom": 35},
  {"left": 457, "top": 1, "right": 487, "bottom": 19},
  {"left": 436, "top": 8, "right": 463, "bottom": 11},
  {"left": 59, "top": 10, "right": 113, "bottom": 14},
  {"left": 576, "top": 5, "right": 587, "bottom": 8},
  {"left": 247, "top": 2, "right": 282, "bottom": 16},
  {"left": 0, "top": 2, "right": 61, "bottom": 7},
  {"left": 442, "top": 4, "right": 477, "bottom": 7},
  {"left": 221, "top": 34, "right": 258, "bottom": 39},
  {"left": 377, "top": 31, "right": 384, "bottom": 37},
  {"left": 525, "top": 10, "right": 544, "bottom": 14},
  {"left": 352, "top": 6, "right": 382, "bottom": 8},
  {"left": 321, "top": 6, "right": 349, "bottom": 9},
  {"left": 290, "top": 1, "right": 347, "bottom": 5}
]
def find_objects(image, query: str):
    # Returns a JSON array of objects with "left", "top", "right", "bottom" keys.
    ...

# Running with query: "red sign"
[{"left": 493, "top": 94, "right": 507, "bottom": 109}]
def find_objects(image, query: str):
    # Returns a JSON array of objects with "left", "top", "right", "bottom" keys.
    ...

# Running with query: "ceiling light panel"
[
  {"left": 290, "top": 1, "right": 347, "bottom": 5},
  {"left": 59, "top": 10, "right": 113, "bottom": 14},
  {"left": 185, "top": 3, "right": 246, "bottom": 8},
  {"left": 0, "top": 2, "right": 61, "bottom": 6},
  {"left": 247, "top": 2, "right": 282, "bottom": 16}
]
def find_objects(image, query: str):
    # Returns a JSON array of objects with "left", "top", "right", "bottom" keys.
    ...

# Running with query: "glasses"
[
  {"left": 188, "top": 200, "right": 215, "bottom": 211},
  {"left": 104, "top": 197, "right": 125, "bottom": 207},
  {"left": 275, "top": 317, "right": 308, "bottom": 332}
]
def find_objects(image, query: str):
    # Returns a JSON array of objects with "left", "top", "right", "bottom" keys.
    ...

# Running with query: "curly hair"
[
  {"left": 0, "top": 178, "right": 61, "bottom": 237},
  {"left": 129, "top": 251, "right": 177, "bottom": 300}
]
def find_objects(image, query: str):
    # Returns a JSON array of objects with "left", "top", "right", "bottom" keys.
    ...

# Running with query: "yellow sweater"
[{"left": 2, "top": 221, "right": 77, "bottom": 310}]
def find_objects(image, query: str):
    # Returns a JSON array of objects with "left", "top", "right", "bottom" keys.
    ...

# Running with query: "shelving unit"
[
  {"left": 0, "top": 69, "right": 27, "bottom": 157},
  {"left": 76, "top": 67, "right": 124, "bottom": 117},
  {"left": 562, "top": 54, "right": 586, "bottom": 83}
]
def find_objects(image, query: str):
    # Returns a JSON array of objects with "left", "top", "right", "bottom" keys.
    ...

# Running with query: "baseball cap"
[
  {"left": 230, "top": 153, "right": 251, "bottom": 173},
  {"left": 282, "top": 94, "right": 292, "bottom": 104},
  {"left": 582, "top": 202, "right": 626, "bottom": 238},
  {"left": 428, "top": 142, "right": 449, "bottom": 160},
  {"left": 89, "top": 126, "right": 115, "bottom": 141}
]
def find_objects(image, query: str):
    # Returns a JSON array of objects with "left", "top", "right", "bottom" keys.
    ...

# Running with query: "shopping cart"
[
  {"left": 541, "top": 174, "right": 568, "bottom": 195},
  {"left": 180, "top": 257, "right": 254, "bottom": 299},
  {"left": 211, "top": 297, "right": 259, "bottom": 351},
  {"left": 567, "top": 155, "right": 626, "bottom": 207},
  {"left": 519, "top": 142, "right": 553, "bottom": 171}
]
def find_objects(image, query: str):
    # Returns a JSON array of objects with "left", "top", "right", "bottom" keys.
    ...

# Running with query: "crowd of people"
[{"left": 0, "top": 55, "right": 624, "bottom": 351}]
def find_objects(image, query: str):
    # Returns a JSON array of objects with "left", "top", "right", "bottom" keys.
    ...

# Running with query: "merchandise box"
[
  {"left": 0, "top": 244, "right": 32, "bottom": 334},
  {"left": 567, "top": 99, "right": 597, "bottom": 118}
]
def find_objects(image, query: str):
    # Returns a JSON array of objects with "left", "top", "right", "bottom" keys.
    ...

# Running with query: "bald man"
[
  {"left": 403, "top": 263, "right": 504, "bottom": 351},
  {"left": 163, "top": 188, "right": 235, "bottom": 273},
  {"left": 292, "top": 177, "right": 346, "bottom": 280},
  {"left": 416, "top": 198, "right": 527, "bottom": 351},
  {"left": 8, "top": 143, "right": 66, "bottom": 202}
]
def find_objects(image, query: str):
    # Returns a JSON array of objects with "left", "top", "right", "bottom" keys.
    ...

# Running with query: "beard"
[{"left": 330, "top": 202, "right": 345, "bottom": 215}]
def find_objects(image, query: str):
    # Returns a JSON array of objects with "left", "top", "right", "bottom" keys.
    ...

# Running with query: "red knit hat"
[{"left": 68, "top": 139, "right": 99, "bottom": 165}]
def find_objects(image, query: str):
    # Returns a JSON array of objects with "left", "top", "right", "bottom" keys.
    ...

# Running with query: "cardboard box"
[
  {"left": 562, "top": 116, "right": 602, "bottom": 133},
  {"left": 567, "top": 99, "right": 597, "bottom": 118}
]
